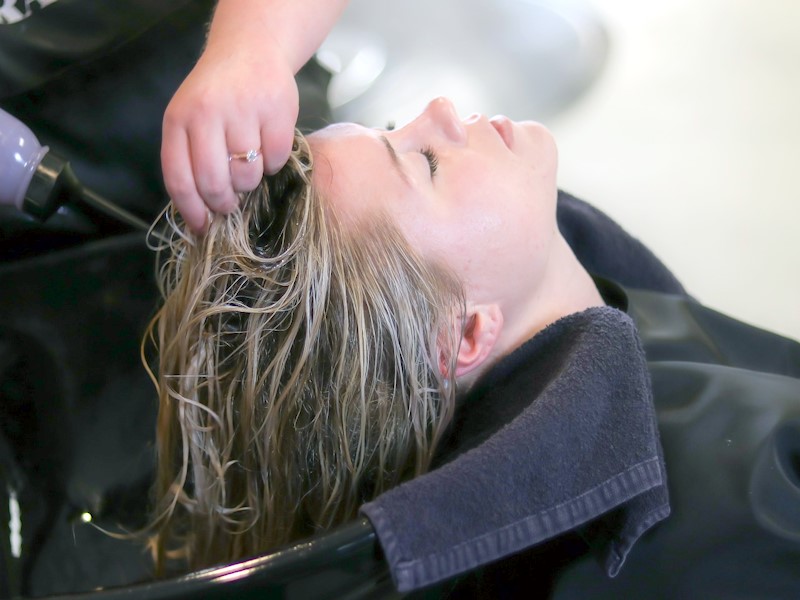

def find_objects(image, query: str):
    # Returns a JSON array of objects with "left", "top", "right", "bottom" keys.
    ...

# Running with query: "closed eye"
[{"left": 421, "top": 147, "right": 439, "bottom": 178}]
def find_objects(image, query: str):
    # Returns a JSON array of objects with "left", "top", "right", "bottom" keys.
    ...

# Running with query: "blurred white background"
[
  {"left": 552, "top": 0, "right": 800, "bottom": 340},
  {"left": 323, "top": 0, "right": 799, "bottom": 340}
]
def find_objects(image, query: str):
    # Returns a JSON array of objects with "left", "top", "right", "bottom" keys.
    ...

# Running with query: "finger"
[
  {"left": 190, "top": 120, "right": 239, "bottom": 214},
  {"left": 261, "top": 97, "right": 299, "bottom": 175},
  {"left": 227, "top": 120, "right": 265, "bottom": 194},
  {"left": 161, "top": 122, "right": 208, "bottom": 233},
  {"left": 261, "top": 122, "right": 295, "bottom": 175}
]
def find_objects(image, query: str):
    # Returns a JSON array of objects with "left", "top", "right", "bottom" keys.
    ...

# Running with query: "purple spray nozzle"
[
  {"left": 0, "top": 107, "right": 150, "bottom": 231},
  {"left": 0, "top": 107, "right": 50, "bottom": 211}
]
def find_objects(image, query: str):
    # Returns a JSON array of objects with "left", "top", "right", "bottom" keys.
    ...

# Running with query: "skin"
[{"left": 310, "top": 97, "right": 604, "bottom": 381}]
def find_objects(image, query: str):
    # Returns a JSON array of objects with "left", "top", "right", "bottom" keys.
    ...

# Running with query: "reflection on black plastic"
[{"left": 750, "top": 418, "right": 800, "bottom": 541}]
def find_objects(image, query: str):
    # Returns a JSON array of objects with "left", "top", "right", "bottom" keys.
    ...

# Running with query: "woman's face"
[{"left": 308, "top": 97, "right": 559, "bottom": 313}]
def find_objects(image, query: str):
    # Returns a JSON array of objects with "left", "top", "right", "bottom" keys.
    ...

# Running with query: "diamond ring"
[{"left": 228, "top": 149, "right": 262, "bottom": 163}]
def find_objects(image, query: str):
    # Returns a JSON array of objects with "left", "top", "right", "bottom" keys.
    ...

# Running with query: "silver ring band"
[{"left": 228, "top": 149, "right": 262, "bottom": 163}]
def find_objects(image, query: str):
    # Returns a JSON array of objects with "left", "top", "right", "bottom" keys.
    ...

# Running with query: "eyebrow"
[{"left": 379, "top": 135, "right": 409, "bottom": 185}]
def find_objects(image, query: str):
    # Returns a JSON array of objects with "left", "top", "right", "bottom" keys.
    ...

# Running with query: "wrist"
[{"left": 206, "top": 0, "right": 348, "bottom": 74}]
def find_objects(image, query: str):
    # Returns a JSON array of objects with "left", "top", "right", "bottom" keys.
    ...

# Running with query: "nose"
[{"left": 407, "top": 97, "right": 467, "bottom": 145}]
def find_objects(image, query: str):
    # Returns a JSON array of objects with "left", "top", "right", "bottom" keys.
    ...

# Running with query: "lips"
[{"left": 489, "top": 116, "right": 514, "bottom": 149}]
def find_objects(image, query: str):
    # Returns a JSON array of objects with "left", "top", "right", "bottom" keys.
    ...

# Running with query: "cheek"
[
  {"left": 390, "top": 160, "right": 556, "bottom": 283},
  {"left": 455, "top": 177, "right": 555, "bottom": 279},
  {"left": 450, "top": 179, "right": 534, "bottom": 246},
  {"left": 401, "top": 200, "right": 512, "bottom": 295}
]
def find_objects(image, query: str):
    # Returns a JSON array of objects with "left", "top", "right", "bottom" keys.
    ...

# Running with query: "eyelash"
[{"left": 421, "top": 146, "right": 439, "bottom": 177}]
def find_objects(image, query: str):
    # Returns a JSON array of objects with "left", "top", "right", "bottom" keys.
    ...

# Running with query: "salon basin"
[
  {"left": 38, "top": 518, "right": 391, "bottom": 600},
  {"left": 320, "top": 0, "right": 609, "bottom": 126},
  {"left": 0, "top": 234, "right": 395, "bottom": 599}
]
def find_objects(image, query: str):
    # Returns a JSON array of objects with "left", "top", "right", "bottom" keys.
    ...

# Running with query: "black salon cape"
[{"left": 362, "top": 193, "right": 800, "bottom": 598}]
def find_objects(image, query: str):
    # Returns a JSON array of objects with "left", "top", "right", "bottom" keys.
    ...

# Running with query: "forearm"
[{"left": 207, "top": 0, "right": 349, "bottom": 73}]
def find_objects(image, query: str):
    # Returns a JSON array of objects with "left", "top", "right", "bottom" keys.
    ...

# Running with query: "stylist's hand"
[{"left": 161, "top": 36, "right": 299, "bottom": 233}]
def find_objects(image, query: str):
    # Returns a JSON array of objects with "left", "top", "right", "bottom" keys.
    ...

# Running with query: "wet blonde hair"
[{"left": 144, "top": 132, "right": 464, "bottom": 573}]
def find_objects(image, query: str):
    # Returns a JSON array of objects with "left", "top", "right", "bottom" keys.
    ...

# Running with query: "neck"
[
  {"left": 496, "top": 233, "right": 604, "bottom": 359},
  {"left": 455, "top": 232, "right": 605, "bottom": 391}
]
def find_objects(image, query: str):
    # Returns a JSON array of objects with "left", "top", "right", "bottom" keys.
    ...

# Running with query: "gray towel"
[{"left": 361, "top": 306, "right": 670, "bottom": 592}]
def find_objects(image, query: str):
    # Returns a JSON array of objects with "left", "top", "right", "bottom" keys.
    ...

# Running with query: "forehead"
[{"left": 309, "top": 124, "right": 411, "bottom": 222}]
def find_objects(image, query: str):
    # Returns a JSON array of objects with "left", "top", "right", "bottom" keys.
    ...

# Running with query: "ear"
[{"left": 453, "top": 303, "right": 504, "bottom": 378}]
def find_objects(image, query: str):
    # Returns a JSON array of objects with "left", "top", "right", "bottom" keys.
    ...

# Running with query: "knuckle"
[
  {"left": 164, "top": 176, "right": 195, "bottom": 202},
  {"left": 198, "top": 178, "right": 232, "bottom": 208}
]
